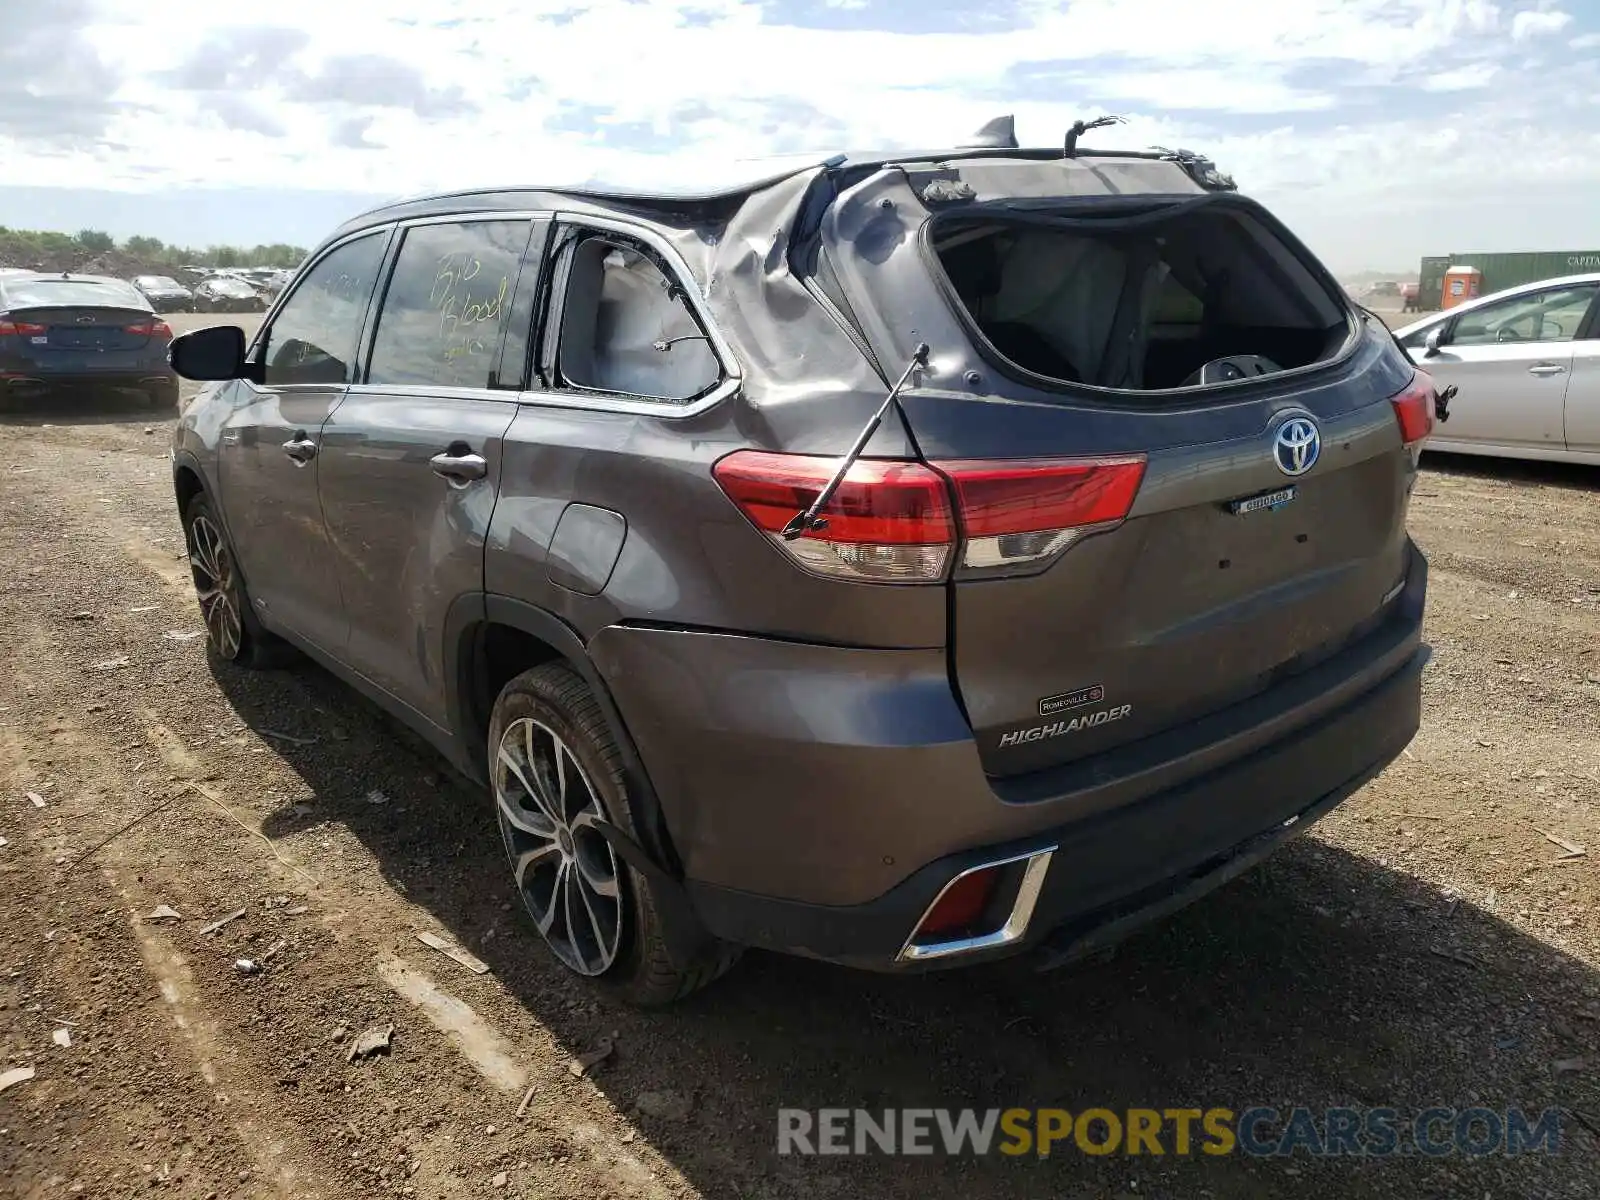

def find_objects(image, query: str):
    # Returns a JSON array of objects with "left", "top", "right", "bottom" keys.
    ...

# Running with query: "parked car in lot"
[
  {"left": 1395, "top": 272, "right": 1599, "bottom": 465},
  {"left": 245, "top": 268, "right": 290, "bottom": 299},
  {"left": 131, "top": 274, "right": 196, "bottom": 312},
  {"left": 165, "top": 124, "right": 1442, "bottom": 1003},
  {"left": 193, "top": 274, "right": 265, "bottom": 313},
  {"left": 230, "top": 267, "right": 276, "bottom": 294},
  {"left": 0, "top": 272, "right": 177, "bottom": 409}
]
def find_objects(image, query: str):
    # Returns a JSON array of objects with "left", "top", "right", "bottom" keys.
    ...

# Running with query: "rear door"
[
  {"left": 819, "top": 176, "right": 1420, "bottom": 778},
  {"left": 315, "top": 214, "right": 540, "bottom": 733},
  {"left": 1418, "top": 282, "right": 1597, "bottom": 451},
  {"left": 912, "top": 363, "right": 1417, "bottom": 778},
  {"left": 216, "top": 228, "right": 391, "bottom": 652},
  {"left": 1561, "top": 294, "right": 1600, "bottom": 455}
]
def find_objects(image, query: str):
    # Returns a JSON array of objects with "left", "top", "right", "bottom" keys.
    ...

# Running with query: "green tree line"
[{"left": 0, "top": 226, "right": 308, "bottom": 271}]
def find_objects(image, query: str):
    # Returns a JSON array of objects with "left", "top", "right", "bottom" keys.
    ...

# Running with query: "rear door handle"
[
  {"left": 282, "top": 433, "right": 318, "bottom": 465},
  {"left": 1528, "top": 363, "right": 1567, "bottom": 376},
  {"left": 430, "top": 449, "right": 488, "bottom": 488}
]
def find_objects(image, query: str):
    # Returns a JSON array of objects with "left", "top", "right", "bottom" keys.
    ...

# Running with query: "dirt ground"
[{"left": 1, "top": 313, "right": 1596, "bottom": 1200}]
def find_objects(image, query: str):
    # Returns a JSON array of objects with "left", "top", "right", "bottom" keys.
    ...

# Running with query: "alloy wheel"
[
  {"left": 188, "top": 514, "right": 243, "bottom": 660},
  {"left": 494, "top": 717, "right": 624, "bottom": 976}
]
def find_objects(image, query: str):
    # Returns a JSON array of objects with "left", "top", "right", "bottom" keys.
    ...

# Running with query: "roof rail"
[{"left": 1149, "top": 146, "right": 1237, "bottom": 190}]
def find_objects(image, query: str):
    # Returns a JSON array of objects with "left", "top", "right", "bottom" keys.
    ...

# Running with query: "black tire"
[
  {"left": 488, "top": 662, "right": 741, "bottom": 1006},
  {"left": 145, "top": 381, "right": 180, "bottom": 410},
  {"left": 181, "top": 492, "right": 297, "bottom": 669}
]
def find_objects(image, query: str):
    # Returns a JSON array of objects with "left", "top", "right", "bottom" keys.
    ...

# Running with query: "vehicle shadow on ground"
[
  {"left": 222, "top": 658, "right": 1599, "bottom": 1200},
  {"left": 1423, "top": 450, "right": 1598, "bottom": 492},
  {"left": 0, "top": 391, "right": 173, "bottom": 426}
]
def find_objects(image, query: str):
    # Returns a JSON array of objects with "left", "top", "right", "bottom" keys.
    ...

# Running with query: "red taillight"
[
  {"left": 711, "top": 451, "right": 955, "bottom": 583},
  {"left": 934, "top": 456, "right": 1147, "bottom": 570},
  {"left": 1391, "top": 371, "right": 1435, "bottom": 446},
  {"left": 125, "top": 320, "right": 172, "bottom": 339},
  {"left": 0, "top": 318, "right": 46, "bottom": 336},
  {"left": 915, "top": 867, "right": 1000, "bottom": 937},
  {"left": 712, "top": 450, "right": 1146, "bottom": 583}
]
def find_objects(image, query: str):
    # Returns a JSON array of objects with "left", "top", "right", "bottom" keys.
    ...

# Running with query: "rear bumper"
[
  {"left": 700, "top": 649, "right": 1420, "bottom": 972},
  {"left": 589, "top": 545, "right": 1427, "bottom": 970},
  {"left": 2, "top": 369, "right": 176, "bottom": 393}
]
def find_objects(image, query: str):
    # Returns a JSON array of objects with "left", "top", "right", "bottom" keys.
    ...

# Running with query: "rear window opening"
[{"left": 930, "top": 203, "right": 1352, "bottom": 393}]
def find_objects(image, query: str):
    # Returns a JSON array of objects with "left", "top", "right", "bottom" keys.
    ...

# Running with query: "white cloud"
[
  {"left": 1420, "top": 61, "right": 1501, "bottom": 90},
  {"left": 0, "top": 0, "right": 1597, "bottom": 267},
  {"left": 1510, "top": 8, "right": 1573, "bottom": 40}
]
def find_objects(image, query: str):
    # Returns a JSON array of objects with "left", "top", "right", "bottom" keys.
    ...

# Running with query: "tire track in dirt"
[
  {"left": 0, "top": 699, "right": 314, "bottom": 1197},
  {"left": 0, "top": 465, "right": 352, "bottom": 1196},
  {"left": 123, "top": 907, "right": 315, "bottom": 1199},
  {"left": 3, "top": 443, "right": 682, "bottom": 1199}
]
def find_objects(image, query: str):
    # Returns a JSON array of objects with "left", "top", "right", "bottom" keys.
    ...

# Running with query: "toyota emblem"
[{"left": 1273, "top": 416, "right": 1321, "bottom": 477}]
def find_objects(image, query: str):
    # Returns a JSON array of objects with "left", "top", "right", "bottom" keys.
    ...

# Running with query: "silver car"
[{"left": 1394, "top": 272, "right": 1600, "bottom": 465}]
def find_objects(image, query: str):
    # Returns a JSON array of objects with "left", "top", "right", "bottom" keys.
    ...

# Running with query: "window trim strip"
[{"left": 258, "top": 208, "right": 743, "bottom": 419}]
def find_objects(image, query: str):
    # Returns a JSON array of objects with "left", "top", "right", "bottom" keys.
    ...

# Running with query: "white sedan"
[{"left": 1393, "top": 272, "right": 1600, "bottom": 465}]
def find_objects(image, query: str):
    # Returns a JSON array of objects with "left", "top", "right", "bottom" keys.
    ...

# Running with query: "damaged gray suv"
[{"left": 167, "top": 118, "right": 1446, "bottom": 1004}]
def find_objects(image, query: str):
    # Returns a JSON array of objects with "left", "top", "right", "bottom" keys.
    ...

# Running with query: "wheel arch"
[
  {"left": 171, "top": 452, "right": 210, "bottom": 516},
  {"left": 447, "top": 594, "right": 683, "bottom": 878},
  {"left": 172, "top": 453, "right": 248, "bottom": 587}
]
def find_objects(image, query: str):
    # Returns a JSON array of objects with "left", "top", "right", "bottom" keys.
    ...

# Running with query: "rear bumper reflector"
[{"left": 896, "top": 846, "right": 1056, "bottom": 963}]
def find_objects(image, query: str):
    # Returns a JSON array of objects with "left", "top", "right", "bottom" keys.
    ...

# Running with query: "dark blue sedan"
[{"left": 0, "top": 272, "right": 179, "bottom": 409}]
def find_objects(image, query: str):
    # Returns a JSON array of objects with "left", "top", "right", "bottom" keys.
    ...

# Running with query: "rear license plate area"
[{"left": 1228, "top": 486, "right": 1296, "bottom": 516}]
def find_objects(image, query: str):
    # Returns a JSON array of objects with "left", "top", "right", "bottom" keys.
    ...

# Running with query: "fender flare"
[
  {"left": 453, "top": 595, "right": 683, "bottom": 879},
  {"left": 170, "top": 448, "right": 214, "bottom": 509},
  {"left": 450, "top": 597, "right": 714, "bottom": 967},
  {"left": 171, "top": 450, "right": 254, "bottom": 592}
]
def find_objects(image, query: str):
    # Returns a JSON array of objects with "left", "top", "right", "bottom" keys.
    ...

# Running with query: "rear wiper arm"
[{"left": 781, "top": 343, "right": 930, "bottom": 541}]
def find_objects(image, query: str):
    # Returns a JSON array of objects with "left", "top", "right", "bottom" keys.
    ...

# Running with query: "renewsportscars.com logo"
[{"left": 776, "top": 1106, "right": 1564, "bottom": 1158}]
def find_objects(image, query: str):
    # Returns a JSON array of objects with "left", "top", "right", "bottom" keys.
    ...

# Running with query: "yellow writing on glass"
[{"left": 430, "top": 252, "right": 507, "bottom": 363}]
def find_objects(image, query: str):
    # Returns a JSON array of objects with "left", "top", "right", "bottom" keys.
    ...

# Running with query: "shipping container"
[{"left": 1413, "top": 250, "right": 1600, "bottom": 310}]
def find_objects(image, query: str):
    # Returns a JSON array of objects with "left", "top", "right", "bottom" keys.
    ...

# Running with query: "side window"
[
  {"left": 1449, "top": 285, "right": 1598, "bottom": 347},
  {"left": 556, "top": 236, "right": 720, "bottom": 403},
  {"left": 367, "top": 220, "right": 530, "bottom": 389},
  {"left": 261, "top": 233, "right": 386, "bottom": 386}
]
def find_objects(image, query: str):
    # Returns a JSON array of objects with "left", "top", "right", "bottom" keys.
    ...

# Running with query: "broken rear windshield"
[{"left": 928, "top": 200, "right": 1349, "bottom": 392}]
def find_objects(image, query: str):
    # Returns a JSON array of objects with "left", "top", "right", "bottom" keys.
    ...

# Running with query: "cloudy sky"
[{"left": 1, "top": 0, "right": 1597, "bottom": 270}]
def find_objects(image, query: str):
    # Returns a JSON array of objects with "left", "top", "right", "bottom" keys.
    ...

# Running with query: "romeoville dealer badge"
[{"left": 1038, "top": 684, "right": 1105, "bottom": 718}]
